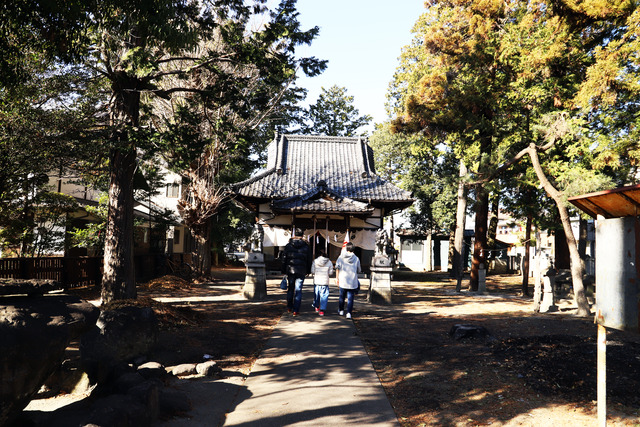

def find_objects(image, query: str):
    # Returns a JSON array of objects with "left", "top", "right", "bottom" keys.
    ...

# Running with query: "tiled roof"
[{"left": 232, "top": 134, "right": 413, "bottom": 210}]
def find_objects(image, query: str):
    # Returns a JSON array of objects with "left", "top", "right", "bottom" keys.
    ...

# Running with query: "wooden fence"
[
  {"left": 0, "top": 254, "right": 185, "bottom": 290},
  {"left": 0, "top": 257, "right": 102, "bottom": 289}
]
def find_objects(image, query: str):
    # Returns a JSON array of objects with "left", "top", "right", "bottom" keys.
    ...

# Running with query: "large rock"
[
  {"left": 449, "top": 324, "right": 494, "bottom": 342},
  {"left": 81, "top": 305, "right": 158, "bottom": 386},
  {"left": 0, "top": 294, "right": 99, "bottom": 427},
  {"left": 0, "top": 278, "right": 64, "bottom": 297}
]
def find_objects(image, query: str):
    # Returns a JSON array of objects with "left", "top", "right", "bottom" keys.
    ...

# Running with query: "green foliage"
[
  {"left": 210, "top": 202, "right": 254, "bottom": 257},
  {"left": 29, "top": 192, "right": 78, "bottom": 256},
  {"left": 304, "top": 85, "right": 372, "bottom": 136},
  {"left": 571, "top": 5, "right": 640, "bottom": 178},
  {"left": 68, "top": 194, "right": 108, "bottom": 255},
  {"left": 0, "top": 0, "right": 92, "bottom": 84},
  {"left": 0, "top": 187, "right": 78, "bottom": 257},
  {"left": 0, "top": 50, "right": 105, "bottom": 256},
  {"left": 370, "top": 122, "right": 457, "bottom": 234},
  {"left": 387, "top": 0, "right": 637, "bottom": 243}
]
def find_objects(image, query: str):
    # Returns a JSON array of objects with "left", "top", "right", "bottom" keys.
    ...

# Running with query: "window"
[
  {"left": 401, "top": 240, "right": 423, "bottom": 251},
  {"left": 174, "top": 229, "right": 181, "bottom": 245},
  {"left": 166, "top": 183, "right": 180, "bottom": 198}
]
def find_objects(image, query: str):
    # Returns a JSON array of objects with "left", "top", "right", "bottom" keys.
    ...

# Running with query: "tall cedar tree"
[
  {"left": 2, "top": 0, "right": 325, "bottom": 302},
  {"left": 392, "top": 1, "right": 508, "bottom": 291},
  {"left": 390, "top": 1, "right": 637, "bottom": 315}
]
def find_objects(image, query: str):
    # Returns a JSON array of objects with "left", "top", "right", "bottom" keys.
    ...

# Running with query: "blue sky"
[{"left": 293, "top": 1, "right": 426, "bottom": 133}]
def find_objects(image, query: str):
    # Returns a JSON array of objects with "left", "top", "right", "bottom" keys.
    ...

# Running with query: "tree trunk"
[
  {"left": 447, "top": 225, "right": 455, "bottom": 272},
  {"left": 470, "top": 133, "right": 492, "bottom": 291},
  {"left": 470, "top": 185, "right": 488, "bottom": 291},
  {"left": 102, "top": 146, "right": 137, "bottom": 303},
  {"left": 522, "top": 213, "right": 532, "bottom": 296},
  {"left": 453, "top": 162, "right": 468, "bottom": 290},
  {"left": 527, "top": 143, "right": 590, "bottom": 316},
  {"left": 487, "top": 193, "right": 499, "bottom": 259},
  {"left": 191, "top": 218, "right": 212, "bottom": 279},
  {"left": 101, "top": 70, "right": 141, "bottom": 303},
  {"left": 20, "top": 182, "right": 33, "bottom": 257},
  {"left": 578, "top": 217, "right": 587, "bottom": 260},
  {"left": 554, "top": 227, "right": 571, "bottom": 270},
  {"left": 212, "top": 239, "right": 219, "bottom": 267}
]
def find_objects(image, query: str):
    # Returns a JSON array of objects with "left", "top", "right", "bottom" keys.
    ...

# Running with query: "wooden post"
[
  {"left": 60, "top": 257, "right": 67, "bottom": 289},
  {"left": 597, "top": 321, "right": 607, "bottom": 427},
  {"left": 312, "top": 215, "right": 317, "bottom": 257},
  {"left": 425, "top": 233, "right": 432, "bottom": 271}
]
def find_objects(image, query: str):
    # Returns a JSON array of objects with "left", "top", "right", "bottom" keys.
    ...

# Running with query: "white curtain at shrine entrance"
[
  {"left": 261, "top": 225, "right": 377, "bottom": 251},
  {"left": 262, "top": 226, "right": 291, "bottom": 247}
]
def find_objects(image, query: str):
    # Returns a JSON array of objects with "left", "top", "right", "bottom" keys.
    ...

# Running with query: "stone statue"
[
  {"left": 375, "top": 229, "right": 390, "bottom": 256},
  {"left": 249, "top": 224, "right": 264, "bottom": 253}
]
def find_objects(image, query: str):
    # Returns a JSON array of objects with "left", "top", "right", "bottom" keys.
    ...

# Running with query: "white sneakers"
[
  {"left": 346, "top": 313, "right": 352, "bottom": 319},
  {"left": 339, "top": 310, "right": 344, "bottom": 316}
]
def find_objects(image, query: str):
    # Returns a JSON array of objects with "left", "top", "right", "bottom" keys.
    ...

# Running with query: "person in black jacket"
[{"left": 281, "top": 228, "right": 312, "bottom": 315}]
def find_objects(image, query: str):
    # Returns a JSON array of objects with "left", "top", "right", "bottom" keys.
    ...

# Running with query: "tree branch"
[{"left": 466, "top": 138, "right": 558, "bottom": 187}]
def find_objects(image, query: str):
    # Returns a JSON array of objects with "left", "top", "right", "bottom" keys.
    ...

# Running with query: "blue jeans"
[
  {"left": 287, "top": 275, "right": 305, "bottom": 312},
  {"left": 338, "top": 288, "right": 355, "bottom": 314},
  {"left": 314, "top": 285, "right": 330, "bottom": 311}
]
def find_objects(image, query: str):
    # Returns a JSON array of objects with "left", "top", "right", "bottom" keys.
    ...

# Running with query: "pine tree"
[{"left": 305, "top": 85, "right": 372, "bottom": 136}]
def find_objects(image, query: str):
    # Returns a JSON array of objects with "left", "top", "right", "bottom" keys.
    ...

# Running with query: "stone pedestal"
[
  {"left": 540, "top": 274, "right": 558, "bottom": 312},
  {"left": 243, "top": 252, "right": 267, "bottom": 300},
  {"left": 369, "top": 255, "right": 393, "bottom": 305}
]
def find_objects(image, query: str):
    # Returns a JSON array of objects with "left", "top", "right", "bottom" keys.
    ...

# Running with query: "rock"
[
  {"left": 112, "top": 372, "right": 146, "bottom": 394},
  {"left": 133, "top": 355, "right": 147, "bottom": 366},
  {"left": 85, "top": 394, "right": 152, "bottom": 427},
  {"left": 42, "top": 359, "right": 93, "bottom": 397},
  {"left": 137, "top": 361, "right": 166, "bottom": 380},
  {"left": 0, "top": 294, "right": 99, "bottom": 427},
  {"left": 127, "top": 380, "right": 162, "bottom": 421},
  {"left": 81, "top": 306, "right": 158, "bottom": 385},
  {"left": 0, "top": 278, "right": 64, "bottom": 296},
  {"left": 159, "top": 388, "right": 192, "bottom": 417},
  {"left": 196, "top": 360, "right": 221, "bottom": 377},
  {"left": 449, "top": 324, "right": 493, "bottom": 341},
  {"left": 167, "top": 363, "right": 198, "bottom": 377}
]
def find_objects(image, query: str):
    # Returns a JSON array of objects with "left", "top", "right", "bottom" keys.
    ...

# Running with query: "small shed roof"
[{"left": 568, "top": 183, "right": 640, "bottom": 219}]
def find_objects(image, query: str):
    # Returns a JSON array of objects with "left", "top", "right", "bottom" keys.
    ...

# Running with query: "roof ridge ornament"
[{"left": 276, "top": 132, "right": 286, "bottom": 174}]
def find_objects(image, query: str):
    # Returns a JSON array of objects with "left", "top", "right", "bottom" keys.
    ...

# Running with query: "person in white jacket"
[
  {"left": 311, "top": 250, "right": 334, "bottom": 316},
  {"left": 335, "top": 242, "right": 361, "bottom": 319}
]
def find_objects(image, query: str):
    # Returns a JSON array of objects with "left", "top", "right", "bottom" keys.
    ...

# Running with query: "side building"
[{"left": 44, "top": 165, "right": 192, "bottom": 282}]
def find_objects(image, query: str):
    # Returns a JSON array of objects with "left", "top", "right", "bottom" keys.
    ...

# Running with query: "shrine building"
[{"left": 230, "top": 134, "right": 414, "bottom": 271}]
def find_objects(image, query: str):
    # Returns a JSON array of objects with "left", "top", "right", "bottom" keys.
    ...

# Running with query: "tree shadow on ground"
[{"left": 57, "top": 269, "right": 639, "bottom": 426}]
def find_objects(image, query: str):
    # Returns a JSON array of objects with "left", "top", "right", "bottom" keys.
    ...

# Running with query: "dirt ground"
[
  {"left": 58, "top": 268, "right": 640, "bottom": 426},
  {"left": 353, "top": 271, "right": 640, "bottom": 426}
]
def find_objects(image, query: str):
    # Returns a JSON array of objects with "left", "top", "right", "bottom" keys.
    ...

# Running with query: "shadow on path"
[{"left": 223, "top": 287, "right": 398, "bottom": 427}]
